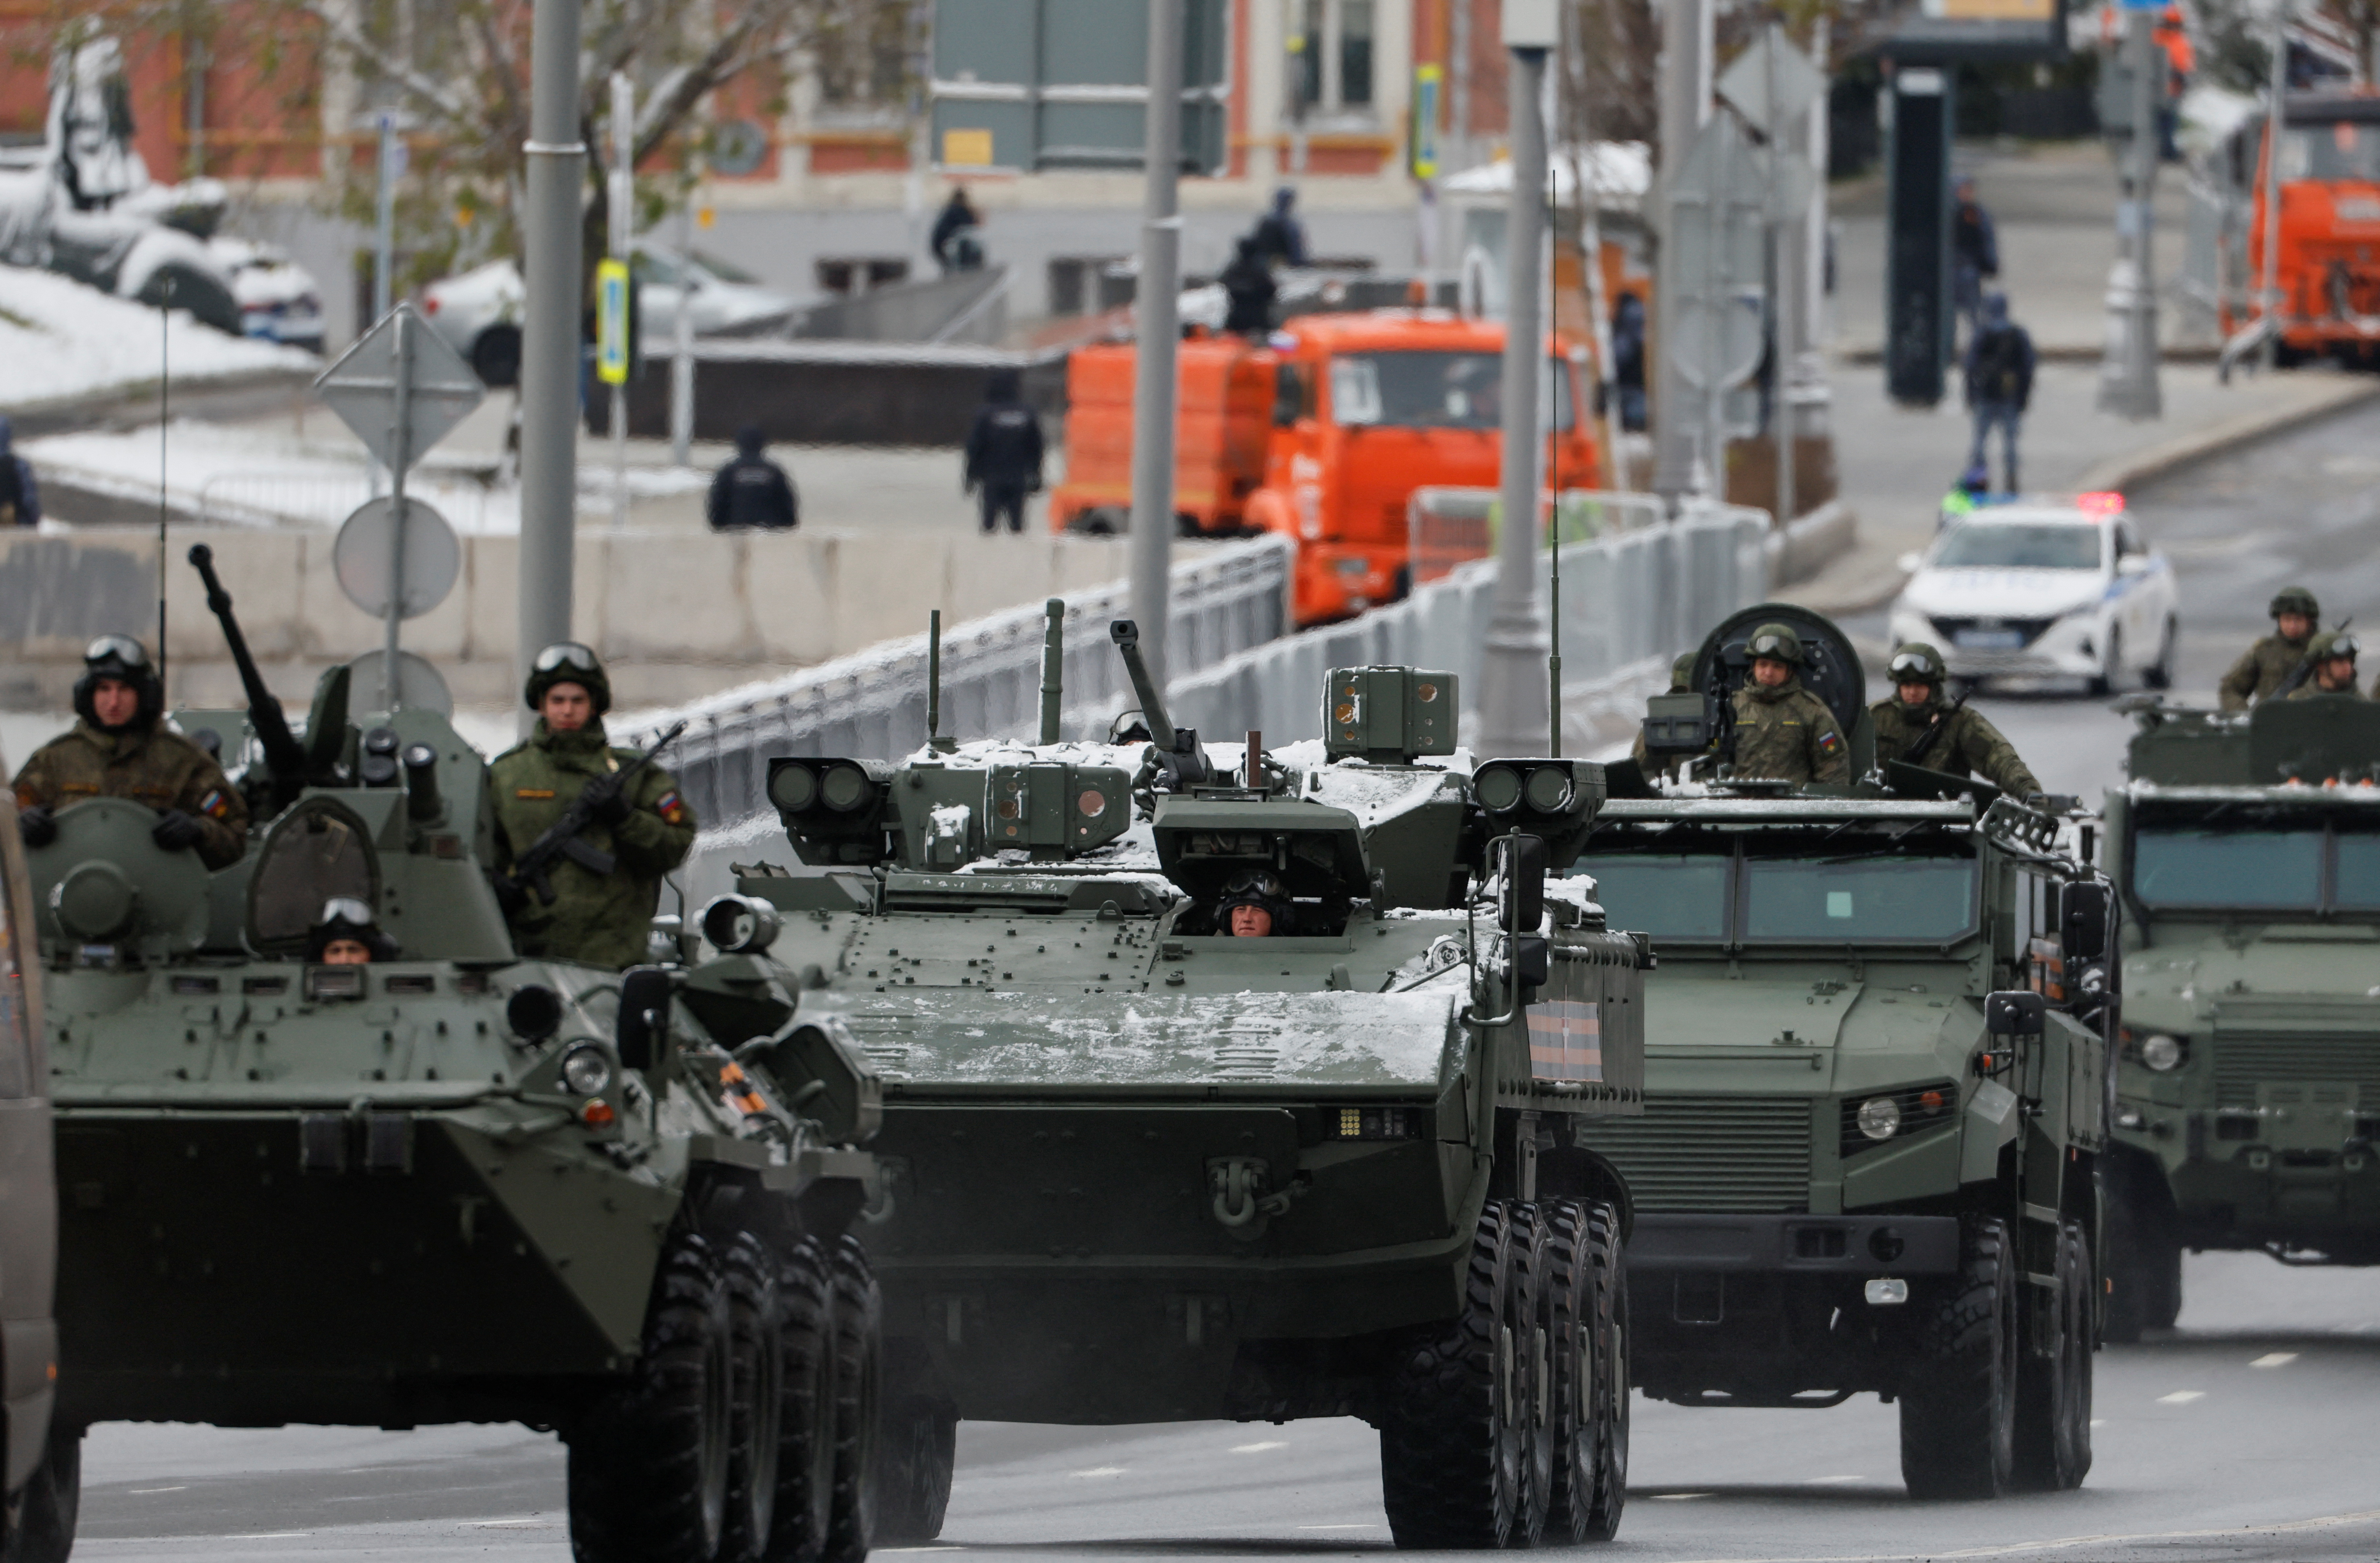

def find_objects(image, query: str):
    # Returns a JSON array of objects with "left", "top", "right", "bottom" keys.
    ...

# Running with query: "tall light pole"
[
  {"left": 1478, "top": 0, "right": 1554, "bottom": 760},
  {"left": 517, "top": 0, "right": 584, "bottom": 726},
  {"left": 2098, "top": 5, "right": 2163, "bottom": 418},
  {"left": 1127, "top": 0, "right": 1184, "bottom": 691},
  {"left": 1652, "top": 0, "right": 1713, "bottom": 499}
]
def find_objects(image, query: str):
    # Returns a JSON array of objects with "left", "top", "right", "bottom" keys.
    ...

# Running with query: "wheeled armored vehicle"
[
  {"left": 31, "top": 547, "right": 886, "bottom": 1563},
  {"left": 2099, "top": 695, "right": 2380, "bottom": 1338},
  {"left": 1583, "top": 604, "right": 2113, "bottom": 1499},
  {"left": 0, "top": 768, "right": 63, "bottom": 1561},
  {"left": 718, "top": 628, "right": 1650, "bottom": 1549}
]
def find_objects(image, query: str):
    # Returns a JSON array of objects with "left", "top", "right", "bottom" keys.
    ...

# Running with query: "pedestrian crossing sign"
[{"left": 596, "top": 257, "right": 630, "bottom": 386}]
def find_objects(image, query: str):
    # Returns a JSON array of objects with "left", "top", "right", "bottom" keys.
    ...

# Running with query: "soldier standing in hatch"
[
  {"left": 2220, "top": 587, "right": 2320, "bottom": 712},
  {"left": 486, "top": 643, "right": 697, "bottom": 969},
  {"left": 1870, "top": 644, "right": 2042, "bottom": 796},
  {"left": 1729, "top": 623, "right": 1849, "bottom": 786},
  {"left": 2284, "top": 631, "right": 2366, "bottom": 700},
  {"left": 13, "top": 635, "right": 246, "bottom": 868}
]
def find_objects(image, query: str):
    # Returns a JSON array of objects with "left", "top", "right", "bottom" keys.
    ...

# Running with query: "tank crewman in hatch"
[
  {"left": 13, "top": 634, "right": 248, "bottom": 868},
  {"left": 307, "top": 898, "right": 399, "bottom": 965},
  {"left": 2285, "top": 631, "right": 2366, "bottom": 700},
  {"left": 1730, "top": 624, "right": 1849, "bottom": 786},
  {"left": 486, "top": 643, "right": 697, "bottom": 969},
  {"left": 2220, "top": 587, "right": 2320, "bottom": 712},
  {"left": 1215, "top": 870, "right": 1291, "bottom": 938},
  {"left": 1871, "top": 643, "right": 2042, "bottom": 796}
]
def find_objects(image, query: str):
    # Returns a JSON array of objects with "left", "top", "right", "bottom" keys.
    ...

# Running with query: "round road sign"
[
  {"left": 345, "top": 649, "right": 454, "bottom": 717},
  {"left": 333, "top": 497, "right": 461, "bottom": 620}
]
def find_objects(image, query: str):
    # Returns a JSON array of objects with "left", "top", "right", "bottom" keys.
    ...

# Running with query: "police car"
[{"left": 1889, "top": 493, "right": 2179, "bottom": 694}]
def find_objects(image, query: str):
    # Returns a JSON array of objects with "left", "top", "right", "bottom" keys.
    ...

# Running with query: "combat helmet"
[
  {"left": 2269, "top": 587, "right": 2320, "bottom": 624},
  {"left": 1667, "top": 651, "right": 1697, "bottom": 693},
  {"left": 525, "top": 641, "right": 612, "bottom": 715},
  {"left": 1887, "top": 643, "right": 1949, "bottom": 687},
  {"left": 73, "top": 634, "right": 164, "bottom": 734},
  {"left": 1745, "top": 623, "right": 1805, "bottom": 667},
  {"left": 1214, "top": 869, "right": 1292, "bottom": 935},
  {"left": 2307, "top": 629, "right": 2359, "bottom": 667}
]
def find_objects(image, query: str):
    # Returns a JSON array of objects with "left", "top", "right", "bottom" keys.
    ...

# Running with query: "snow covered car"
[
  {"left": 421, "top": 247, "right": 798, "bottom": 386},
  {"left": 211, "top": 236, "right": 323, "bottom": 350},
  {"left": 1889, "top": 493, "right": 2180, "bottom": 695}
]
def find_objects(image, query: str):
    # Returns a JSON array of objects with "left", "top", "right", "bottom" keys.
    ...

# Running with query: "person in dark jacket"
[
  {"left": 1610, "top": 292, "right": 1647, "bottom": 431},
  {"left": 1952, "top": 177, "right": 1999, "bottom": 343},
  {"left": 963, "top": 369, "right": 1044, "bottom": 534},
  {"left": 1220, "top": 237, "right": 1277, "bottom": 336},
  {"left": 1248, "top": 187, "right": 1309, "bottom": 269},
  {"left": 1962, "top": 294, "right": 2034, "bottom": 494},
  {"left": 930, "top": 186, "right": 983, "bottom": 274},
  {"left": 706, "top": 426, "right": 798, "bottom": 531},
  {"left": 0, "top": 417, "right": 41, "bottom": 527}
]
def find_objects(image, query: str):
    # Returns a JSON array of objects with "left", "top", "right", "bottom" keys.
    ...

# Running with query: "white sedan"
[
  {"left": 420, "top": 247, "right": 801, "bottom": 387},
  {"left": 1889, "top": 495, "right": 2180, "bottom": 695}
]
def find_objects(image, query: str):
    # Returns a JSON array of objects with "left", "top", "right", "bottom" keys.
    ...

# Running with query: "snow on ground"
[
  {"left": 0, "top": 265, "right": 315, "bottom": 408},
  {"left": 23, "top": 418, "right": 708, "bottom": 534}
]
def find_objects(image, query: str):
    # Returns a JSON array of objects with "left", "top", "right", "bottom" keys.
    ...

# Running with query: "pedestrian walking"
[
  {"left": 0, "top": 417, "right": 39, "bottom": 527},
  {"left": 1610, "top": 292, "right": 1647, "bottom": 432},
  {"left": 706, "top": 426, "right": 799, "bottom": 531},
  {"left": 1963, "top": 294, "right": 2034, "bottom": 494},
  {"left": 1952, "top": 176, "right": 1999, "bottom": 343},
  {"left": 964, "top": 368, "right": 1044, "bottom": 535},
  {"left": 1248, "top": 188, "right": 1310, "bottom": 269},
  {"left": 1220, "top": 237, "right": 1277, "bottom": 336}
]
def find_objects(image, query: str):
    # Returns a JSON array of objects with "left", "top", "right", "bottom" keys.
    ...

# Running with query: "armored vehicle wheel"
[
  {"left": 763, "top": 1238, "right": 839, "bottom": 1562},
  {"left": 1507, "top": 1205, "right": 1555, "bottom": 1548},
  {"left": 2103, "top": 1191, "right": 2181, "bottom": 1344},
  {"left": 875, "top": 1393, "right": 959, "bottom": 1544},
  {"left": 1542, "top": 1199, "right": 1627, "bottom": 1545},
  {"left": 568, "top": 1230, "right": 740, "bottom": 1563},
  {"left": 1582, "top": 1200, "right": 1629, "bottom": 1541},
  {"left": 722, "top": 1234, "right": 787, "bottom": 1563},
  {"left": 1378, "top": 1202, "right": 1531, "bottom": 1548},
  {"left": 822, "top": 1237, "right": 882, "bottom": 1563},
  {"left": 3, "top": 1424, "right": 80, "bottom": 1563},
  {"left": 2014, "top": 1218, "right": 2094, "bottom": 1492},
  {"left": 1898, "top": 1217, "right": 2019, "bottom": 1500}
]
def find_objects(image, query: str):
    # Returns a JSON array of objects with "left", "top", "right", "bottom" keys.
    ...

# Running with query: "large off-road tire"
[
  {"left": 2014, "top": 1218, "right": 2095, "bottom": 1492},
  {"left": 875, "top": 1392, "right": 959, "bottom": 1544},
  {"left": 1542, "top": 1198, "right": 1627, "bottom": 1545},
  {"left": 721, "top": 1233, "right": 786, "bottom": 1563},
  {"left": 1899, "top": 1216, "right": 2019, "bottom": 1500},
  {"left": 822, "top": 1236, "right": 882, "bottom": 1563},
  {"left": 762, "top": 1238, "right": 838, "bottom": 1563},
  {"left": 1506, "top": 1204, "right": 1555, "bottom": 1548},
  {"left": 1581, "top": 1200, "right": 1629, "bottom": 1540},
  {"left": 2103, "top": 1185, "right": 2182, "bottom": 1343},
  {"left": 3, "top": 1423, "right": 80, "bottom": 1563},
  {"left": 1378, "top": 1201, "right": 1528, "bottom": 1548},
  {"left": 568, "top": 1229, "right": 740, "bottom": 1563}
]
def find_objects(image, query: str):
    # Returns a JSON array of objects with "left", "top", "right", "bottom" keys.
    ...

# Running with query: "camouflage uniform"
[
  {"left": 486, "top": 720, "right": 697, "bottom": 969},
  {"left": 2218, "top": 634, "right": 2314, "bottom": 713},
  {"left": 2283, "top": 632, "right": 2365, "bottom": 700},
  {"left": 1629, "top": 651, "right": 1702, "bottom": 777},
  {"left": 1870, "top": 696, "right": 2042, "bottom": 794},
  {"left": 12, "top": 720, "right": 248, "bottom": 870},
  {"left": 1730, "top": 678, "right": 1849, "bottom": 786}
]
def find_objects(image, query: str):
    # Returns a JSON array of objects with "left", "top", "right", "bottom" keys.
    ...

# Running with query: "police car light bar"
[{"left": 2075, "top": 491, "right": 2125, "bottom": 516}]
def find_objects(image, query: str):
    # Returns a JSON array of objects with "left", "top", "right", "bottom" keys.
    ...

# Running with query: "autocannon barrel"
[
  {"left": 1107, "top": 619, "right": 1177, "bottom": 750},
  {"left": 186, "top": 543, "right": 308, "bottom": 799}
]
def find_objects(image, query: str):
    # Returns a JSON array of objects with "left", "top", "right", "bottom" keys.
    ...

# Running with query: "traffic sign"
[
  {"left": 345, "top": 650, "right": 454, "bottom": 717},
  {"left": 1670, "top": 291, "right": 1769, "bottom": 390},
  {"left": 1411, "top": 65, "right": 1441, "bottom": 180},
  {"left": 314, "top": 304, "right": 483, "bottom": 473},
  {"left": 1716, "top": 26, "right": 1826, "bottom": 141},
  {"left": 596, "top": 258, "right": 631, "bottom": 386},
  {"left": 333, "top": 496, "right": 460, "bottom": 620}
]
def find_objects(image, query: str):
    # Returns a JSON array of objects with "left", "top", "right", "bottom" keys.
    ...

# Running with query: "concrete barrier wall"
[{"left": 0, "top": 527, "right": 1143, "bottom": 711}]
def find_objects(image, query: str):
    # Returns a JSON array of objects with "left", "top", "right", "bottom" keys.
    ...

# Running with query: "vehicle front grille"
[
  {"left": 1930, "top": 616, "right": 2061, "bottom": 648},
  {"left": 2212, "top": 1031, "right": 2380, "bottom": 1109},
  {"left": 1573, "top": 1095, "right": 1813, "bottom": 1213}
]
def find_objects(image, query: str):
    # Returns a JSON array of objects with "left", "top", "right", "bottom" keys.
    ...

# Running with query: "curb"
[{"left": 2075, "top": 375, "right": 2380, "bottom": 493}]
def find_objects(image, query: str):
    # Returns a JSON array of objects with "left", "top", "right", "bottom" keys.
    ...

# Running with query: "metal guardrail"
[{"left": 622, "top": 534, "right": 1294, "bottom": 829}]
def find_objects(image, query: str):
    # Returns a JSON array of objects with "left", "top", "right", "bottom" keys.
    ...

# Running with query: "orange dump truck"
[
  {"left": 2223, "top": 93, "right": 2380, "bottom": 365},
  {"left": 1051, "top": 311, "right": 1601, "bottom": 626}
]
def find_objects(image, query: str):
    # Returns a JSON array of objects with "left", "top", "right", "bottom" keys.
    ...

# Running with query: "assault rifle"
[
  {"left": 503, "top": 721, "right": 688, "bottom": 906},
  {"left": 1902, "top": 690, "right": 1971, "bottom": 768}
]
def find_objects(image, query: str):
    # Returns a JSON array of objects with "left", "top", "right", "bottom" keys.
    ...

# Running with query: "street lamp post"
[{"left": 516, "top": 0, "right": 584, "bottom": 728}]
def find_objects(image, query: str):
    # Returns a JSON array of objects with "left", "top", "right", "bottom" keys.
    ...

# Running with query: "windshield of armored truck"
[
  {"left": 2133, "top": 821, "right": 2380, "bottom": 912},
  {"left": 1574, "top": 852, "right": 1730, "bottom": 940},
  {"left": 1578, "top": 833, "right": 1978, "bottom": 943}
]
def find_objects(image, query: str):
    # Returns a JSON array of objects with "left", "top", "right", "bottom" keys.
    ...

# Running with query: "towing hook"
[{"left": 1207, "top": 1157, "right": 1304, "bottom": 1240}]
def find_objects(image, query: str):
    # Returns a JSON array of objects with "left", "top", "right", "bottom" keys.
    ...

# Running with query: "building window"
[
  {"left": 1293, "top": 0, "right": 1374, "bottom": 119},
  {"left": 816, "top": 0, "right": 912, "bottom": 111}
]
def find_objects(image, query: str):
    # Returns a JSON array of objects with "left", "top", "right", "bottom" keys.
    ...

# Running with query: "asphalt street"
[{"left": 70, "top": 401, "right": 2380, "bottom": 1559}]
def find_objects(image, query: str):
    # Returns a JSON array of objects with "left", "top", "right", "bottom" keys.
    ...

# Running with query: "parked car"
[
  {"left": 421, "top": 247, "right": 799, "bottom": 387},
  {"left": 1889, "top": 493, "right": 2180, "bottom": 695},
  {"left": 210, "top": 236, "right": 323, "bottom": 351}
]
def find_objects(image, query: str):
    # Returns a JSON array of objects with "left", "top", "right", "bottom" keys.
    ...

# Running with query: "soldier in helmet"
[
  {"left": 2284, "top": 631, "right": 2366, "bottom": 700},
  {"left": 1629, "top": 651, "right": 1703, "bottom": 780},
  {"left": 1730, "top": 624, "right": 1849, "bottom": 786},
  {"left": 2220, "top": 587, "right": 2320, "bottom": 712},
  {"left": 12, "top": 634, "right": 247, "bottom": 869},
  {"left": 485, "top": 643, "right": 698, "bottom": 969},
  {"left": 306, "top": 897, "right": 399, "bottom": 965},
  {"left": 1214, "top": 870, "right": 1291, "bottom": 937},
  {"left": 1871, "top": 644, "right": 2043, "bottom": 796}
]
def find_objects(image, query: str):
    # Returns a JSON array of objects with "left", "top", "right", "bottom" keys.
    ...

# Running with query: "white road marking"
[
  {"left": 1652, "top": 1493, "right": 1714, "bottom": 1501},
  {"left": 1067, "top": 1466, "right": 1125, "bottom": 1478},
  {"left": 876, "top": 1548, "right": 966, "bottom": 1554},
  {"left": 1231, "top": 1440, "right": 1289, "bottom": 1453},
  {"left": 2250, "top": 1351, "right": 2300, "bottom": 1368},
  {"left": 1640, "top": 1502, "right": 2380, "bottom": 1562},
  {"left": 462, "top": 1518, "right": 553, "bottom": 1528},
  {"left": 123, "top": 1486, "right": 188, "bottom": 1494},
  {"left": 2157, "top": 1390, "right": 2205, "bottom": 1404},
  {"left": 216, "top": 1534, "right": 310, "bottom": 1541},
  {"left": 1297, "top": 1524, "right": 1379, "bottom": 1530},
  {"left": 1807, "top": 1475, "right": 1863, "bottom": 1485},
  {"left": 2088, "top": 1420, "right": 2105, "bottom": 1428}
]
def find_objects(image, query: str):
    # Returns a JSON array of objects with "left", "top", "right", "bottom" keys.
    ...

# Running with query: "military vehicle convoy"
[
  {"left": 2099, "top": 695, "right": 2380, "bottom": 1340},
  {"left": 727, "top": 628, "right": 1649, "bottom": 1549},
  {"left": 0, "top": 773, "right": 64, "bottom": 1563},
  {"left": 1587, "top": 605, "right": 2112, "bottom": 1499},
  {"left": 29, "top": 547, "right": 886, "bottom": 1563}
]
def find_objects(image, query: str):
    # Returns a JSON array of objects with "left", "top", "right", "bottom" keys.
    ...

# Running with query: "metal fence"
[{"left": 622, "top": 534, "right": 1294, "bottom": 829}]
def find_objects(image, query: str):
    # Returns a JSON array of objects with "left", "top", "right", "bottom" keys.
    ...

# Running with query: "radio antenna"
[
  {"left": 1547, "top": 500, "right": 1562, "bottom": 757},
  {"left": 926, "top": 609, "right": 946, "bottom": 750}
]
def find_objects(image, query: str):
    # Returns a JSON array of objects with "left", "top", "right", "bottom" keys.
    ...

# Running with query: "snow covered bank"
[{"left": 0, "top": 266, "right": 315, "bottom": 409}]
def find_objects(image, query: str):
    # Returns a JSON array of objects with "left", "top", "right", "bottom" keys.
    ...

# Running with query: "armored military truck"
[
  {"left": 0, "top": 764, "right": 65, "bottom": 1562},
  {"left": 30, "top": 546, "right": 884, "bottom": 1563},
  {"left": 2099, "top": 695, "right": 2380, "bottom": 1340},
  {"left": 1583, "top": 605, "right": 2111, "bottom": 1500},
  {"left": 725, "top": 631, "right": 1649, "bottom": 1550}
]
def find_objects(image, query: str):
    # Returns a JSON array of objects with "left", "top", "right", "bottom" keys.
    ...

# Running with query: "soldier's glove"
[
  {"left": 585, "top": 774, "right": 633, "bottom": 828},
  {"left": 491, "top": 874, "right": 528, "bottom": 916},
  {"left": 150, "top": 809, "right": 204, "bottom": 851},
  {"left": 16, "top": 806, "right": 54, "bottom": 849}
]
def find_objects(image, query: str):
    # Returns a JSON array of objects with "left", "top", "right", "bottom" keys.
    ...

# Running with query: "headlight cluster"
[
  {"left": 561, "top": 1044, "right": 615, "bottom": 1097},
  {"left": 2123, "top": 1029, "right": 2188, "bottom": 1073},
  {"left": 1857, "top": 1097, "right": 1902, "bottom": 1140},
  {"left": 1841, "top": 1083, "right": 1958, "bottom": 1155}
]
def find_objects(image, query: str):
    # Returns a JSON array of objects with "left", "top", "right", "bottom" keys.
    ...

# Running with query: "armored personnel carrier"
[
  {"left": 1585, "top": 604, "right": 2111, "bottom": 1499},
  {"left": 2099, "top": 695, "right": 2380, "bottom": 1339},
  {"left": 0, "top": 766, "right": 65, "bottom": 1562},
  {"left": 724, "top": 626, "right": 1649, "bottom": 1549},
  {"left": 31, "top": 546, "right": 884, "bottom": 1563}
]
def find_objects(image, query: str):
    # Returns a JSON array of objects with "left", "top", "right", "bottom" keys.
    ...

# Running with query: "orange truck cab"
[
  {"left": 1051, "top": 311, "right": 1600, "bottom": 626},
  {"left": 2225, "top": 93, "right": 2380, "bottom": 365}
]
